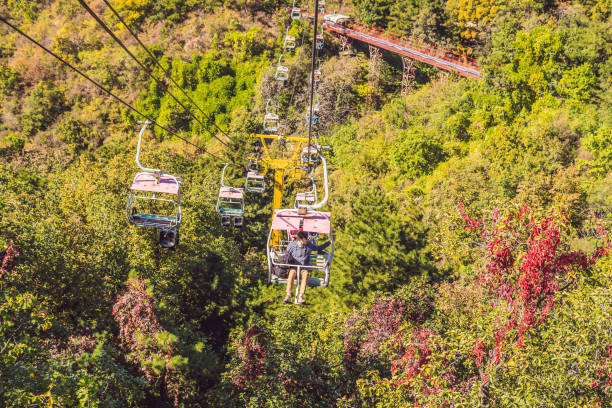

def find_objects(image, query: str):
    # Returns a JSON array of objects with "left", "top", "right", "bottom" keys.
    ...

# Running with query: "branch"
[
  {"left": 478, "top": 378, "right": 491, "bottom": 408},
  {"left": 0, "top": 322, "right": 24, "bottom": 354},
  {"left": 535, "top": 278, "right": 575, "bottom": 309}
]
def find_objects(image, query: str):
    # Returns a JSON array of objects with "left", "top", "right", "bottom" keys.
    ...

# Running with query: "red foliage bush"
[
  {"left": 459, "top": 203, "right": 610, "bottom": 364},
  {"left": 232, "top": 326, "right": 268, "bottom": 388},
  {"left": 379, "top": 205, "right": 609, "bottom": 404},
  {"left": 391, "top": 328, "right": 436, "bottom": 380},
  {"left": 361, "top": 297, "right": 406, "bottom": 357},
  {"left": 112, "top": 278, "right": 181, "bottom": 406},
  {"left": 0, "top": 242, "right": 19, "bottom": 279},
  {"left": 344, "top": 288, "right": 436, "bottom": 377},
  {"left": 112, "top": 279, "right": 164, "bottom": 365},
  {"left": 594, "top": 345, "right": 612, "bottom": 393},
  {"left": 343, "top": 297, "right": 408, "bottom": 374},
  {"left": 390, "top": 327, "right": 462, "bottom": 400}
]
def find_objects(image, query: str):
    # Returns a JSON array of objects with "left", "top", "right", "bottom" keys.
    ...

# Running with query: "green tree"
[
  {"left": 352, "top": 0, "right": 394, "bottom": 27},
  {"left": 0, "top": 63, "right": 20, "bottom": 96},
  {"left": 1, "top": 133, "right": 25, "bottom": 153},
  {"left": 557, "top": 63, "right": 597, "bottom": 102},
  {"left": 334, "top": 186, "right": 431, "bottom": 306},
  {"left": 21, "top": 81, "right": 68, "bottom": 137},
  {"left": 583, "top": 125, "right": 612, "bottom": 176},
  {"left": 58, "top": 118, "right": 91, "bottom": 154},
  {"left": 391, "top": 129, "right": 446, "bottom": 178},
  {"left": 387, "top": 0, "right": 448, "bottom": 43},
  {"left": 488, "top": 26, "right": 567, "bottom": 115},
  {"left": 7, "top": 0, "right": 38, "bottom": 21},
  {"left": 217, "top": 310, "right": 349, "bottom": 408}
]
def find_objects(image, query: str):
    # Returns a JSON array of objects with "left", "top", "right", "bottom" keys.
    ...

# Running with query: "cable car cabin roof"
[
  {"left": 296, "top": 192, "right": 316, "bottom": 202},
  {"left": 264, "top": 113, "right": 279, "bottom": 120},
  {"left": 219, "top": 186, "right": 244, "bottom": 199},
  {"left": 302, "top": 146, "right": 320, "bottom": 154},
  {"left": 131, "top": 173, "right": 181, "bottom": 195},
  {"left": 247, "top": 171, "right": 264, "bottom": 179},
  {"left": 271, "top": 209, "right": 331, "bottom": 234}
]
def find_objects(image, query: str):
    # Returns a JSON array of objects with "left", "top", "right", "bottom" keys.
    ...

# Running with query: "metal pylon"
[
  {"left": 368, "top": 45, "right": 382, "bottom": 104},
  {"left": 338, "top": 34, "right": 352, "bottom": 52},
  {"left": 401, "top": 57, "right": 416, "bottom": 95}
]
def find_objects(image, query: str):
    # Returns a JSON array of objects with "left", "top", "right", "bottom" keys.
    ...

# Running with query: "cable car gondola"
[
  {"left": 275, "top": 54, "right": 290, "bottom": 82},
  {"left": 245, "top": 158, "right": 266, "bottom": 193},
  {"left": 284, "top": 29, "right": 296, "bottom": 51},
  {"left": 301, "top": 145, "right": 322, "bottom": 167},
  {"left": 306, "top": 101, "right": 320, "bottom": 125},
  {"left": 318, "top": 0, "right": 326, "bottom": 14},
  {"left": 313, "top": 68, "right": 321, "bottom": 85},
  {"left": 216, "top": 163, "right": 245, "bottom": 227},
  {"left": 310, "top": 59, "right": 322, "bottom": 86},
  {"left": 316, "top": 30, "right": 324, "bottom": 50},
  {"left": 267, "top": 147, "right": 333, "bottom": 303},
  {"left": 291, "top": 1, "right": 302, "bottom": 20},
  {"left": 245, "top": 171, "right": 265, "bottom": 194},
  {"left": 126, "top": 121, "right": 181, "bottom": 249},
  {"left": 263, "top": 99, "right": 280, "bottom": 133},
  {"left": 267, "top": 209, "right": 334, "bottom": 290},
  {"left": 295, "top": 178, "right": 317, "bottom": 208}
]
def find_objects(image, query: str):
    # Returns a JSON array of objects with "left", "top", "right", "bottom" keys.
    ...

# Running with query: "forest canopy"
[{"left": 0, "top": 0, "right": 610, "bottom": 406}]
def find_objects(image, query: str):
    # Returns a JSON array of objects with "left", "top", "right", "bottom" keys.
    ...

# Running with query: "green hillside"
[{"left": 0, "top": 0, "right": 610, "bottom": 406}]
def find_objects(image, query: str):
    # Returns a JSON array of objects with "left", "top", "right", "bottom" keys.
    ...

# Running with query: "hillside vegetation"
[{"left": 0, "top": 0, "right": 611, "bottom": 407}]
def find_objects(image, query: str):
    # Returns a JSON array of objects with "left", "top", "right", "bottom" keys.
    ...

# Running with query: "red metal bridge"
[{"left": 320, "top": 18, "right": 482, "bottom": 79}]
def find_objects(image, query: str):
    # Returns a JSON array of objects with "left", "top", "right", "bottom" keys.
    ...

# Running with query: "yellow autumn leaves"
[{"left": 447, "top": 0, "right": 501, "bottom": 44}]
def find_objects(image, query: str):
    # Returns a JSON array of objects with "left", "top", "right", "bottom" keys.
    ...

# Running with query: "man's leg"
[
  {"left": 284, "top": 269, "right": 297, "bottom": 303},
  {"left": 297, "top": 270, "right": 309, "bottom": 303}
]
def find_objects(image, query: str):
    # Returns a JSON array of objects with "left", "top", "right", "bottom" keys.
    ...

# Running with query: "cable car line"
[
  {"left": 288, "top": 21, "right": 308, "bottom": 108},
  {"left": 100, "top": 0, "right": 233, "bottom": 143},
  {"left": 276, "top": 20, "right": 308, "bottom": 139},
  {"left": 306, "top": 0, "right": 321, "bottom": 173},
  {"left": 76, "top": 0, "right": 229, "bottom": 148},
  {"left": 0, "top": 15, "right": 221, "bottom": 160}
]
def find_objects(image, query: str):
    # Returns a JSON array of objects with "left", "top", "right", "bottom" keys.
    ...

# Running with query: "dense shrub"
[
  {"left": 58, "top": 118, "right": 91, "bottom": 154},
  {"left": 0, "top": 63, "right": 20, "bottom": 96},
  {"left": 21, "top": 81, "right": 68, "bottom": 138},
  {"left": 391, "top": 129, "right": 446, "bottom": 178}
]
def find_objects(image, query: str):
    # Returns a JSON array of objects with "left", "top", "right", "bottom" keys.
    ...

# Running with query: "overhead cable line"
[
  {"left": 76, "top": 0, "right": 229, "bottom": 148},
  {"left": 277, "top": 19, "right": 308, "bottom": 139},
  {"left": 288, "top": 22, "right": 308, "bottom": 108},
  {"left": 0, "top": 15, "right": 221, "bottom": 160},
  {"left": 306, "top": 0, "right": 320, "bottom": 172},
  {"left": 100, "top": 0, "right": 233, "bottom": 143}
]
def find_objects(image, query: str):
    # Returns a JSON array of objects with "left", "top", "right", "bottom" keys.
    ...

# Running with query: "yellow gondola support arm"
[
  {"left": 271, "top": 168, "right": 285, "bottom": 247},
  {"left": 251, "top": 133, "right": 309, "bottom": 144},
  {"left": 249, "top": 133, "right": 310, "bottom": 246}
]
